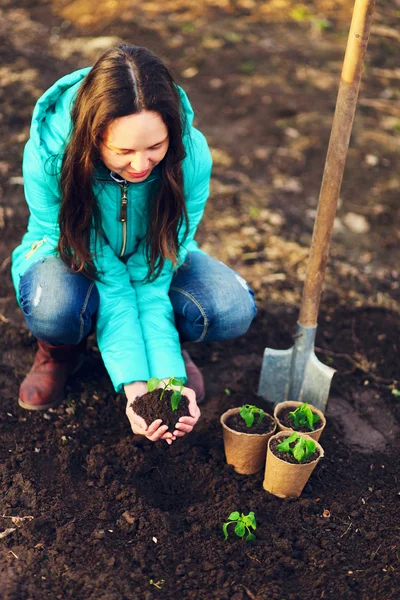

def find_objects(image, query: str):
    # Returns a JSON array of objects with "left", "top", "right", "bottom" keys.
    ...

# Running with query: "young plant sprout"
[
  {"left": 147, "top": 376, "right": 184, "bottom": 411},
  {"left": 277, "top": 432, "right": 317, "bottom": 463},
  {"left": 239, "top": 404, "right": 265, "bottom": 428},
  {"left": 289, "top": 402, "right": 320, "bottom": 431},
  {"left": 222, "top": 511, "right": 256, "bottom": 542}
]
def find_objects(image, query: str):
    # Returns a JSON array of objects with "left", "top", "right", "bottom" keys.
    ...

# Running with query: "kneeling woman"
[{"left": 12, "top": 44, "right": 257, "bottom": 444}]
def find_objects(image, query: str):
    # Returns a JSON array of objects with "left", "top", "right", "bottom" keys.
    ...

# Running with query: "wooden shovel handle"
[{"left": 299, "top": 0, "right": 375, "bottom": 327}]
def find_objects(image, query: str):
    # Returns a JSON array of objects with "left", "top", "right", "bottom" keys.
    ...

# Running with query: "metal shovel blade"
[{"left": 258, "top": 323, "right": 335, "bottom": 413}]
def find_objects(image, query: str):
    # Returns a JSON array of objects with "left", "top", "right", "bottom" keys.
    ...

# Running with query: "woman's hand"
[
  {"left": 124, "top": 381, "right": 175, "bottom": 445},
  {"left": 157, "top": 380, "right": 201, "bottom": 440}
]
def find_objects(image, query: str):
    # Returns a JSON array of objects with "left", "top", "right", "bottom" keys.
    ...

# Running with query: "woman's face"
[{"left": 100, "top": 110, "right": 169, "bottom": 183}]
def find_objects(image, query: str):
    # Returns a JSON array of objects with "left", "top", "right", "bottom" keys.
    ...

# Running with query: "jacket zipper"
[
  {"left": 119, "top": 183, "right": 129, "bottom": 257},
  {"left": 25, "top": 237, "right": 47, "bottom": 259}
]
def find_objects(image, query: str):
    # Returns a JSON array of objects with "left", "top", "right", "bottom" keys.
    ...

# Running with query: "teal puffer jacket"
[{"left": 11, "top": 68, "right": 212, "bottom": 392}]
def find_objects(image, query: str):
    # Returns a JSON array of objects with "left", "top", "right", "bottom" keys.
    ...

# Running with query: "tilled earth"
[{"left": 0, "top": 1, "right": 399, "bottom": 599}]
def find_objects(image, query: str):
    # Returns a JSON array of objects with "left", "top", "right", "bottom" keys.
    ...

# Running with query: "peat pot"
[
  {"left": 274, "top": 401, "right": 326, "bottom": 442},
  {"left": 220, "top": 407, "right": 276, "bottom": 475},
  {"left": 263, "top": 430, "right": 324, "bottom": 498}
]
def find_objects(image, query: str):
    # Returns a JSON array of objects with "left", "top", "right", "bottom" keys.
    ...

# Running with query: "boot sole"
[{"left": 17, "top": 355, "right": 84, "bottom": 411}]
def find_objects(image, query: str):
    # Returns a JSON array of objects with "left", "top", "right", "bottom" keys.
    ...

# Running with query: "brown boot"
[{"left": 18, "top": 339, "right": 86, "bottom": 411}]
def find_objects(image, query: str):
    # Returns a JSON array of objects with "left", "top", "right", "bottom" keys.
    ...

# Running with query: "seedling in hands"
[
  {"left": 289, "top": 402, "right": 320, "bottom": 431},
  {"left": 147, "top": 376, "right": 184, "bottom": 411},
  {"left": 277, "top": 432, "right": 317, "bottom": 463},
  {"left": 239, "top": 404, "right": 265, "bottom": 428},
  {"left": 222, "top": 511, "right": 256, "bottom": 542}
]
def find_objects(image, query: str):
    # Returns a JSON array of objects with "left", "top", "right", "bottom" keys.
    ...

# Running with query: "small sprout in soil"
[
  {"left": 289, "top": 402, "right": 320, "bottom": 431},
  {"left": 277, "top": 432, "right": 317, "bottom": 463},
  {"left": 222, "top": 511, "right": 256, "bottom": 542},
  {"left": 239, "top": 404, "right": 265, "bottom": 428},
  {"left": 61, "top": 435, "right": 68, "bottom": 446},
  {"left": 147, "top": 376, "right": 184, "bottom": 411},
  {"left": 391, "top": 388, "right": 400, "bottom": 398},
  {"left": 224, "top": 388, "right": 232, "bottom": 396},
  {"left": 149, "top": 579, "right": 165, "bottom": 590}
]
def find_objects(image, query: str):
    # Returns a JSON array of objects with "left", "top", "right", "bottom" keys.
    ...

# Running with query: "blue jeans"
[{"left": 18, "top": 252, "right": 257, "bottom": 345}]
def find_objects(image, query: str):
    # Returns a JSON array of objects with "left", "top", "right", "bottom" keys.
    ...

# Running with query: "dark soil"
[
  {"left": 270, "top": 437, "right": 321, "bottom": 465},
  {"left": 278, "top": 406, "right": 323, "bottom": 434},
  {"left": 226, "top": 411, "right": 275, "bottom": 435},
  {"left": 132, "top": 389, "right": 190, "bottom": 432},
  {"left": 1, "top": 1, "right": 400, "bottom": 599}
]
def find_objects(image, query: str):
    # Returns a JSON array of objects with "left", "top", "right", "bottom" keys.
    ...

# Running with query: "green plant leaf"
[
  {"left": 306, "top": 405, "right": 314, "bottom": 430},
  {"left": 392, "top": 389, "right": 400, "bottom": 397},
  {"left": 234, "top": 521, "right": 245, "bottom": 537},
  {"left": 171, "top": 377, "right": 184, "bottom": 387},
  {"left": 147, "top": 377, "right": 160, "bottom": 392},
  {"left": 222, "top": 522, "right": 230, "bottom": 540},
  {"left": 248, "top": 512, "right": 256, "bottom": 529},
  {"left": 293, "top": 438, "right": 306, "bottom": 462},
  {"left": 257, "top": 409, "right": 265, "bottom": 424},
  {"left": 171, "top": 391, "right": 182, "bottom": 411},
  {"left": 312, "top": 413, "right": 320, "bottom": 426},
  {"left": 228, "top": 511, "right": 240, "bottom": 521},
  {"left": 305, "top": 439, "right": 317, "bottom": 459},
  {"left": 277, "top": 432, "right": 298, "bottom": 453},
  {"left": 246, "top": 532, "right": 256, "bottom": 542}
]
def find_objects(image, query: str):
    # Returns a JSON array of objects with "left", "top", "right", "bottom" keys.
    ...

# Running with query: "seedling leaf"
[
  {"left": 171, "top": 391, "right": 182, "bottom": 411},
  {"left": 223, "top": 511, "right": 257, "bottom": 542},
  {"left": 147, "top": 377, "right": 160, "bottom": 392},
  {"left": 278, "top": 432, "right": 317, "bottom": 463},
  {"left": 239, "top": 404, "right": 266, "bottom": 428},
  {"left": 234, "top": 521, "right": 245, "bottom": 537},
  {"left": 289, "top": 403, "right": 320, "bottom": 431}
]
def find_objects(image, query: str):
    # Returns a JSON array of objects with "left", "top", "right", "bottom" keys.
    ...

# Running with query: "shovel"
[{"left": 258, "top": 0, "right": 376, "bottom": 413}]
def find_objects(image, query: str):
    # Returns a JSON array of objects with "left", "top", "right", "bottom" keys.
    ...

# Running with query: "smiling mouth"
[{"left": 126, "top": 169, "right": 149, "bottom": 177}]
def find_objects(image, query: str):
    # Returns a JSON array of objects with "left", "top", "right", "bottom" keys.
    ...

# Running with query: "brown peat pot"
[
  {"left": 263, "top": 430, "right": 324, "bottom": 498},
  {"left": 220, "top": 407, "right": 276, "bottom": 475},
  {"left": 274, "top": 400, "right": 326, "bottom": 442}
]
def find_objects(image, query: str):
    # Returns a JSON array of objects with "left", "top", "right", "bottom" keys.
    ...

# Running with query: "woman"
[{"left": 11, "top": 44, "right": 257, "bottom": 444}]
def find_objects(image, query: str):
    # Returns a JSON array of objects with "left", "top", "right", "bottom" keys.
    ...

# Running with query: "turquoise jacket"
[{"left": 11, "top": 67, "right": 212, "bottom": 392}]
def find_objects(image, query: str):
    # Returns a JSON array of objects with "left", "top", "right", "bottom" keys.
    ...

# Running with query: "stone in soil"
[
  {"left": 132, "top": 388, "right": 190, "bottom": 431},
  {"left": 270, "top": 437, "right": 320, "bottom": 464},
  {"left": 226, "top": 412, "right": 275, "bottom": 434}
]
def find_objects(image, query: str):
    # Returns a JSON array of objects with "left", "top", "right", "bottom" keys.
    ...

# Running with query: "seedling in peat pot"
[
  {"left": 277, "top": 432, "right": 317, "bottom": 463},
  {"left": 289, "top": 402, "right": 320, "bottom": 431},
  {"left": 147, "top": 376, "right": 184, "bottom": 411},
  {"left": 223, "top": 511, "right": 256, "bottom": 542},
  {"left": 239, "top": 404, "right": 266, "bottom": 428}
]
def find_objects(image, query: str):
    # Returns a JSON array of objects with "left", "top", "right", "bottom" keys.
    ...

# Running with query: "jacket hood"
[{"left": 30, "top": 67, "right": 196, "bottom": 165}]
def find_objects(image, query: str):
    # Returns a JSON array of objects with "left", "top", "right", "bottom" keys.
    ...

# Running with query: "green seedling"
[
  {"left": 239, "top": 404, "right": 266, "bottom": 428},
  {"left": 223, "top": 511, "right": 256, "bottom": 542},
  {"left": 391, "top": 388, "right": 400, "bottom": 398},
  {"left": 277, "top": 432, "right": 317, "bottom": 463},
  {"left": 149, "top": 579, "right": 165, "bottom": 589},
  {"left": 147, "top": 377, "right": 184, "bottom": 411},
  {"left": 289, "top": 402, "right": 320, "bottom": 431}
]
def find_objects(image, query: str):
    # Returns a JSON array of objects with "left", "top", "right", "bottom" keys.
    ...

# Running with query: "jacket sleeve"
[
  {"left": 93, "top": 235, "right": 151, "bottom": 391},
  {"left": 128, "top": 128, "right": 212, "bottom": 380},
  {"left": 22, "top": 142, "right": 150, "bottom": 393}
]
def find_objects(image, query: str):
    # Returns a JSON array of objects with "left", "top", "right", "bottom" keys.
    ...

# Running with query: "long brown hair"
[{"left": 58, "top": 44, "right": 188, "bottom": 281}]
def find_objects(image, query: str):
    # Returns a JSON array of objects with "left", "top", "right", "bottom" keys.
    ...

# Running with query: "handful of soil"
[
  {"left": 131, "top": 389, "right": 190, "bottom": 432},
  {"left": 226, "top": 412, "right": 275, "bottom": 435}
]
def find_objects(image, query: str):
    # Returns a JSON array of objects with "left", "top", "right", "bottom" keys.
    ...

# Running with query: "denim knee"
[
  {"left": 170, "top": 268, "right": 257, "bottom": 343},
  {"left": 18, "top": 256, "right": 99, "bottom": 345}
]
